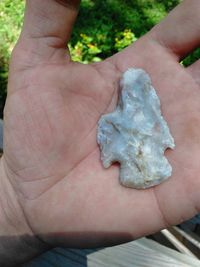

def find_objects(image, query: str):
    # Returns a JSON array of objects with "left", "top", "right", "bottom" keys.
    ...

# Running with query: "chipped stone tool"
[{"left": 97, "top": 68, "right": 175, "bottom": 189}]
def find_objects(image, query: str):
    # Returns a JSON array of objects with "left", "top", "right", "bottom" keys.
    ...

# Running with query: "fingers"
[
  {"left": 187, "top": 59, "right": 200, "bottom": 85},
  {"left": 150, "top": 0, "right": 200, "bottom": 61},
  {"left": 17, "top": 0, "right": 80, "bottom": 61}
]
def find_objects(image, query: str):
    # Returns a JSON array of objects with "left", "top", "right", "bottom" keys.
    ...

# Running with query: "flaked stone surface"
[{"left": 97, "top": 68, "right": 175, "bottom": 189}]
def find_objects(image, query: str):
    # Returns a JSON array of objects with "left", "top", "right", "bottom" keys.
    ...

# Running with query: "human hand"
[{"left": 1, "top": 0, "right": 200, "bottom": 256}]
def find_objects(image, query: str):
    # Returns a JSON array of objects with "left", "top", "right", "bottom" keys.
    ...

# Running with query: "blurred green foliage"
[{"left": 1, "top": 0, "right": 200, "bottom": 118}]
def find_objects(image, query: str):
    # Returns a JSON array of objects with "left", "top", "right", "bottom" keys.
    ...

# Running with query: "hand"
[{"left": 2, "top": 0, "right": 200, "bottom": 250}]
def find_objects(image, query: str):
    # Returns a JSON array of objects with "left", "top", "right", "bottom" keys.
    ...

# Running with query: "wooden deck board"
[{"left": 24, "top": 238, "right": 200, "bottom": 267}]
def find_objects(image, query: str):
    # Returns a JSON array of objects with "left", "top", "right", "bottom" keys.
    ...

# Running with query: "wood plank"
[
  {"left": 173, "top": 226, "right": 200, "bottom": 250},
  {"left": 24, "top": 238, "right": 200, "bottom": 267},
  {"left": 171, "top": 226, "right": 200, "bottom": 259},
  {"left": 138, "top": 238, "right": 200, "bottom": 266},
  {"left": 161, "top": 229, "right": 197, "bottom": 258}
]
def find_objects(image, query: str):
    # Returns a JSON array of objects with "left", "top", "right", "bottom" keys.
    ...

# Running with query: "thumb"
[{"left": 15, "top": 0, "right": 80, "bottom": 63}]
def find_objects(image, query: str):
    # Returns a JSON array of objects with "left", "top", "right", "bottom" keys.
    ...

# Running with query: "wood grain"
[{"left": 24, "top": 238, "right": 200, "bottom": 267}]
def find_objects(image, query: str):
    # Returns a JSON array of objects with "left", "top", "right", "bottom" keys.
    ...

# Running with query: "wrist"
[{"left": 0, "top": 157, "right": 48, "bottom": 267}]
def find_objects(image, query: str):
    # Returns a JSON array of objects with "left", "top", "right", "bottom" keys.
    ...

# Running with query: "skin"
[{"left": 1, "top": 0, "right": 200, "bottom": 261}]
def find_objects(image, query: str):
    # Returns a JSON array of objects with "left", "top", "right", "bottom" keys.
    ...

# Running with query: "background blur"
[{"left": 0, "top": 0, "right": 200, "bottom": 119}]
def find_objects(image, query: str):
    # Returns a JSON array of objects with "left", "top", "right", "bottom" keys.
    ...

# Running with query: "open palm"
[{"left": 3, "top": 0, "right": 200, "bottom": 248}]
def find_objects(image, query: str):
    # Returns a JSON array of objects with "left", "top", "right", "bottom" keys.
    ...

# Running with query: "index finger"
[{"left": 150, "top": 0, "right": 200, "bottom": 61}]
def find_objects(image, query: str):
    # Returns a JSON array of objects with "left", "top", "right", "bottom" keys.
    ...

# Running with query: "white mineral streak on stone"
[{"left": 97, "top": 68, "right": 175, "bottom": 189}]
